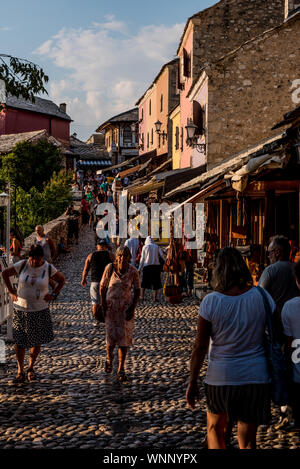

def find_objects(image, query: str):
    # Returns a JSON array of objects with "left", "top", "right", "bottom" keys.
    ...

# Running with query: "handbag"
[
  {"left": 256, "top": 286, "right": 289, "bottom": 406},
  {"left": 95, "top": 264, "right": 114, "bottom": 323},
  {"left": 163, "top": 273, "right": 182, "bottom": 300}
]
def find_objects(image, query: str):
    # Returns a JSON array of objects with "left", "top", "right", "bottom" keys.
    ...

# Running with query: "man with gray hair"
[
  {"left": 259, "top": 234, "right": 299, "bottom": 429},
  {"left": 259, "top": 235, "right": 299, "bottom": 338}
]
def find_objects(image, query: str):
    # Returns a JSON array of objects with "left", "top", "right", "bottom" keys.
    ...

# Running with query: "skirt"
[
  {"left": 205, "top": 383, "right": 271, "bottom": 425},
  {"left": 141, "top": 265, "right": 162, "bottom": 290},
  {"left": 13, "top": 308, "right": 54, "bottom": 349}
]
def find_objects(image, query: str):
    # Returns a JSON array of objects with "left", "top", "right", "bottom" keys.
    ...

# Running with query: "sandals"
[
  {"left": 118, "top": 370, "right": 127, "bottom": 382},
  {"left": 27, "top": 369, "right": 36, "bottom": 382},
  {"left": 13, "top": 372, "right": 25, "bottom": 384},
  {"left": 105, "top": 360, "right": 113, "bottom": 374}
]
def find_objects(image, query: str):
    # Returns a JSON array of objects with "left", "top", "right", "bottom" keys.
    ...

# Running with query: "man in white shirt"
[
  {"left": 139, "top": 236, "right": 164, "bottom": 301},
  {"left": 125, "top": 236, "right": 140, "bottom": 267}
]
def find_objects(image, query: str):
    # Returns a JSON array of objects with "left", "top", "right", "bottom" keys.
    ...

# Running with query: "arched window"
[
  {"left": 151, "top": 128, "right": 154, "bottom": 145},
  {"left": 123, "top": 125, "right": 132, "bottom": 143},
  {"left": 149, "top": 99, "right": 152, "bottom": 116},
  {"left": 160, "top": 94, "right": 163, "bottom": 112}
]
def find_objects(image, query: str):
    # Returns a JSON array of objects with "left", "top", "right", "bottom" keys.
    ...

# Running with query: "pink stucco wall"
[
  {"left": 179, "top": 27, "right": 194, "bottom": 168},
  {"left": 191, "top": 78, "right": 208, "bottom": 168}
]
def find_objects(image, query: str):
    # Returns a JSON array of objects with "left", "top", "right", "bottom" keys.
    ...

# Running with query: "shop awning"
[
  {"left": 164, "top": 132, "right": 286, "bottom": 198},
  {"left": 77, "top": 160, "right": 111, "bottom": 167},
  {"left": 167, "top": 180, "right": 226, "bottom": 215},
  {"left": 127, "top": 179, "right": 164, "bottom": 196},
  {"left": 119, "top": 164, "right": 143, "bottom": 178},
  {"left": 100, "top": 154, "right": 141, "bottom": 173}
]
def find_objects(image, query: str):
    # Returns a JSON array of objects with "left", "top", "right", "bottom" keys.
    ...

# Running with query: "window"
[
  {"left": 123, "top": 125, "right": 132, "bottom": 143},
  {"left": 180, "top": 127, "right": 183, "bottom": 151},
  {"left": 151, "top": 128, "right": 153, "bottom": 145},
  {"left": 160, "top": 94, "right": 163, "bottom": 112},
  {"left": 175, "top": 126, "right": 179, "bottom": 150},
  {"left": 147, "top": 132, "right": 149, "bottom": 148},
  {"left": 193, "top": 101, "right": 204, "bottom": 135},
  {"left": 158, "top": 133, "right": 161, "bottom": 149},
  {"left": 149, "top": 99, "right": 152, "bottom": 116},
  {"left": 183, "top": 48, "right": 191, "bottom": 78},
  {"left": 141, "top": 109, "right": 144, "bottom": 121}
]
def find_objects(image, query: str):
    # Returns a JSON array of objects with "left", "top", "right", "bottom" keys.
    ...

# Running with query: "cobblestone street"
[{"left": 0, "top": 226, "right": 299, "bottom": 450}]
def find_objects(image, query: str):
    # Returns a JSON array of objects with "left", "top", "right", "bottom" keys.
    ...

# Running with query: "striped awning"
[{"left": 77, "top": 160, "right": 111, "bottom": 167}]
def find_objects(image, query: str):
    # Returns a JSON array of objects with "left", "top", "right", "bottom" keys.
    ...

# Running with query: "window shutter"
[
  {"left": 177, "top": 59, "right": 183, "bottom": 91},
  {"left": 183, "top": 49, "right": 191, "bottom": 78},
  {"left": 193, "top": 101, "right": 204, "bottom": 136}
]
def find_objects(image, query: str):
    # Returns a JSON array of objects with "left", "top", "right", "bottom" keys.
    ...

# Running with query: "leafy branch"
[{"left": 0, "top": 54, "right": 49, "bottom": 109}]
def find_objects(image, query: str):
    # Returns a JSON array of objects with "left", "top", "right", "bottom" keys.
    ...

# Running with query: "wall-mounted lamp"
[
  {"left": 154, "top": 120, "right": 168, "bottom": 140},
  {"left": 185, "top": 119, "right": 206, "bottom": 154}
]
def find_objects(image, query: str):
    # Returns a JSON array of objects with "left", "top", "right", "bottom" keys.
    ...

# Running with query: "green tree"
[
  {"left": 0, "top": 139, "right": 62, "bottom": 192},
  {"left": 15, "top": 171, "right": 73, "bottom": 238},
  {"left": 0, "top": 54, "right": 48, "bottom": 106}
]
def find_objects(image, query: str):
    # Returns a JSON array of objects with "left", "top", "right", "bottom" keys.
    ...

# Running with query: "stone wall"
[
  {"left": 207, "top": 13, "right": 300, "bottom": 167},
  {"left": 22, "top": 208, "right": 82, "bottom": 259},
  {"left": 192, "top": 0, "right": 285, "bottom": 74}
]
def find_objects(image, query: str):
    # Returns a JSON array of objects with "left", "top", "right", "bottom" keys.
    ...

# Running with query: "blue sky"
[{"left": 1, "top": 0, "right": 216, "bottom": 140}]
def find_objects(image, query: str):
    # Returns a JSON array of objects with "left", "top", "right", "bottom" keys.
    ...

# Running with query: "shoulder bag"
[
  {"left": 256, "top": 286, "right": 289, "bottom": 406},
  {"left": 95, "top": 264, "right": 114, "bottom": 323}
]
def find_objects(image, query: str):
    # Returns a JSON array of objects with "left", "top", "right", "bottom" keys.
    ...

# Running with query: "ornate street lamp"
[
  {"left": 185, "top": 119, "right": 206, "bottom": 154},
  {"left": 154, "top": 120, "right": 168, "bottom": 140}
]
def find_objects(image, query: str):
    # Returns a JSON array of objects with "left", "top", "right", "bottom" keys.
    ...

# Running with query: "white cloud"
[
  {"left": 0, "top": 26, "right": 12, "bottom": 31},
  {"left": 34, "top": 19, "right": 183, "bottom": 140}
]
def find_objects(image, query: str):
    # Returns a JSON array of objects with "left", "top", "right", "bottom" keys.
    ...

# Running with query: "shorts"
[
  {"left": 141, "top": 265, "right": 162, "bottom": 290},
  {"left": 205, "top": 383, "right": 271, "bottom": 425},
  {"left": 90, "top": 282, "right": 100, "bottom": 305}
]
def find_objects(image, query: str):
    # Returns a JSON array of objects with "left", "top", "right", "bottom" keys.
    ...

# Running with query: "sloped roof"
[
  {"left": 165, "top": 132, "right": 286, "bottom": 198},
  {"left": 96, "top": 108, "right": 138, "bottom": 132},
  {"left": 177, "top": 0, "right": 227, "bottom": 55},
  {"left": 0, "top": 129, "right": 70, "bottom": 155},
  {"left": 70, "top": 135, "right": 110, "bottom": 161},
  {"left": 272, "top": 106, "right": 300, "bottom": 129},
  {"left": 5, "top": 94, "right": 72, "bottom": 121}
]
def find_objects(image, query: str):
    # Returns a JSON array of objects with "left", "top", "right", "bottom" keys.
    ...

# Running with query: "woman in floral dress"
[{"left": 100, "top": 246, "right": 140, "bottom": 381}]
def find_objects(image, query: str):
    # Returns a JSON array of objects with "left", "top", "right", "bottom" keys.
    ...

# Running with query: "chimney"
[
  {"left": 285, "top": 0, "right": 300, "bottom": 20},
  {"left": 59, "top": 103, "right": 67, "bottom": 113}
]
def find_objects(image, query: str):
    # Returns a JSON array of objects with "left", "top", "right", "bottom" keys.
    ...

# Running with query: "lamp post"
[
  {"left": 154, "top": 120, "right": 168, "bottom": 141},
  {"left": 0, "top": 183, "right": 11, "bottom": 264}
]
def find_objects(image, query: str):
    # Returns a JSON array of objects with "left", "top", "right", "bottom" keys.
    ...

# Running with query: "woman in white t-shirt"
[
  {"left": 2, "top": 245, "right": 65, "bottom": 383},
  {"left": 186, "top": 247, "right": 274, "bottom": 449}
]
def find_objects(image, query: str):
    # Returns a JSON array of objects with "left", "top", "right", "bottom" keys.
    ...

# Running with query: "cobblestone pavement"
[{"left": 0, "top": 225, "right": 299, "bottom": 450}]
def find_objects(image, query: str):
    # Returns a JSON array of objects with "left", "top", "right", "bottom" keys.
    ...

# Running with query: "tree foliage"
[
  {"left": 0, "top": 139, "right": 63, "bottom": 191},
  {"left": 0, "top": 54, "right": 49, "bottom": 106},
  {"left": 15, "top": 171, "right": 73, "bottom": 238}
]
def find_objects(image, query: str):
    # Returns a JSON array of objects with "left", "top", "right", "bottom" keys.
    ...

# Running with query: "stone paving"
[{"left": 0, "top": 225, "right": 299, "bottom": 450}]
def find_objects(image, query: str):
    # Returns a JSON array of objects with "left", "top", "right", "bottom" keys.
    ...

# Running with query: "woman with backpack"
[{"left": 1, "top": 245, "right": 65, "bottom": 383}]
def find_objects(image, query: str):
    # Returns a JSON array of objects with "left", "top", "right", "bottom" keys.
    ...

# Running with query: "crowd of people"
[{"left": 1, "top": 176, "right": 300, "bottom": 450}]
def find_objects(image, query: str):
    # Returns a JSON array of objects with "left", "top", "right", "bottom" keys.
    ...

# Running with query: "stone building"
[
  {"left": 187, "top": 3, "right": 300, "bottom": 169},
  {"left": 96, "top": 108, "right": 138, "bottom": 166},
  {"left": 177, "top": 0, "right": 286, "bottom": 168},
  {"left": 136, "top": 59, "right": 179, "bottom": 166}
]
